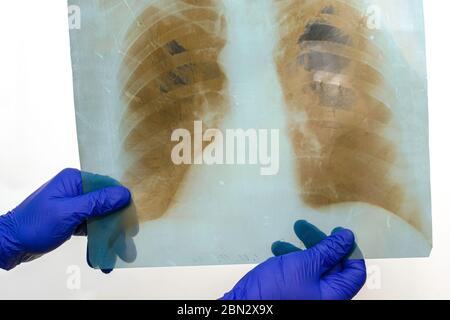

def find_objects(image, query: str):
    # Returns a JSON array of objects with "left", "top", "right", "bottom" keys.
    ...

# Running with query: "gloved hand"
[
  {"left": 221, "top": 221, "right": 366, "bottom": 300},
  {"left": 0, "top": 168, "right": 131, "bottom": 271}
]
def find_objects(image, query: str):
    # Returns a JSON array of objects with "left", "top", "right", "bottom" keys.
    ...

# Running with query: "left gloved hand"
[
  {"left": 221, "top": 221, "right": 366, "bottom": 300},
  {"left": 0, "top": 168, "right": 131, "bottom": 271}
]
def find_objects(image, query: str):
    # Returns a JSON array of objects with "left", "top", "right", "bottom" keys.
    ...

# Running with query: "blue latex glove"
[
  {"left": 221, "top": 221, "right": 366, "bottom": 300},
  {"left": 0, "top": 168, "right": 131, "bottom": 271},
  {"left": 82, "top": 171, "right": 139, "bottom": 271}
]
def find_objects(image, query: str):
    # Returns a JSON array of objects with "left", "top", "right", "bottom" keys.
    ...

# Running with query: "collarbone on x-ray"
[{"left": 69, "top": 0, "right": 432, "bottom": 268}]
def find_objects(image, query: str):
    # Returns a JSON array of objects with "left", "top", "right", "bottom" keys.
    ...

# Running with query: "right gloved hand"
[{"left": 221, "top": 220, "right": 366, "bottom": 300}]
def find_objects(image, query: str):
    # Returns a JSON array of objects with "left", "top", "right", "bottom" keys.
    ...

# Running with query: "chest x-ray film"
[{"left": 69, "top": 0, "right": 432, "bottom": 269}]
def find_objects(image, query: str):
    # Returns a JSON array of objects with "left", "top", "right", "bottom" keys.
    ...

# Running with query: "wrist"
[{"left": 0, "top": 212, "right": 26, "bottom": 270}]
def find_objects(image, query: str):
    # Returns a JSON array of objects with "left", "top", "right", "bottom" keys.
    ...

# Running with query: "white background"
[{"left": 0, "top": 0, "right": 449, "bottom": 299}]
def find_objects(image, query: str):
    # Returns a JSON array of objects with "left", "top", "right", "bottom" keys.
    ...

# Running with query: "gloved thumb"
[
  {"left": 310, "top": 228, "right": 356, "bottom": 275},
  {"left": 68, "top": 186, "right": 131, "bottom": 221}
]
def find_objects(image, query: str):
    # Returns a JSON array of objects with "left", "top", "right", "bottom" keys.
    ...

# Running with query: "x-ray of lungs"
[{"left": 68, "top": 0, "right": 431, "bottom": 269}]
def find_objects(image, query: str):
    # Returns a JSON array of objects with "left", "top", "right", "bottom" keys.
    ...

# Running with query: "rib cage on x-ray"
[
  {"left": 113, "top": 0, "right": 428, "bottom": 237},
  {"left": 274, "top": 0, "right": 429, "bottom": 238},
  {"left": 69, "top": 0, "right": 431, "bottom": 268},
  {"left": 117, "top": 0, "right": 229, "bottom": 221}
]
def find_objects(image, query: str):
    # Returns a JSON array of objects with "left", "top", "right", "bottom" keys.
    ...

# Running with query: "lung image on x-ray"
[{"left": 68, "top": 0, "right": 432, "bottom": 269}]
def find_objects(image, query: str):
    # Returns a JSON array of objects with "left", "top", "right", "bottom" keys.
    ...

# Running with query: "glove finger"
[
  {"left": 103, "top": 202, "right": 139, "bottom": 263},
  {"left": 271, "top": 241, "right": 302, "bottom": 256},
  {"left": 294, "top": 220, "right": 327, "bottom": 249},
  {"left": 332, "top": 227, "right": 364, "bottom": 261},
  {"left": 114, "top": 233, "right": 138, "bottom": 263},
  {"left": 80, "top": 171, "right": 123, "bottom": 193},
  {"left": 310, "top": 228, "right": 356, "bottom": 275},
  {"left": 322, "top": 227, "right": 348, "bottom": 275},
  {"left": 321, "top": 259, "right": 367, "bottom": 300},
  {"left": 86, "top": 246, "right": 113, "bottom": 274},
  {"left": 69, "top": 186, "right": 131, "bottom": 221},
  {"left": 49, "top": 168, "right": 83, "bottom": 197}
]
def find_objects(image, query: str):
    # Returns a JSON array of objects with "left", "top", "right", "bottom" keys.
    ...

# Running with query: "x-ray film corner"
[{"left": 68, "top": 0, "right": 431, "bottom": 269}]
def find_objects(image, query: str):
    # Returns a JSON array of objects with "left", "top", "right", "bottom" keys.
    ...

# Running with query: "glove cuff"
[{"left": 0, "top": 212, "right": 28, "bottom": 270}]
